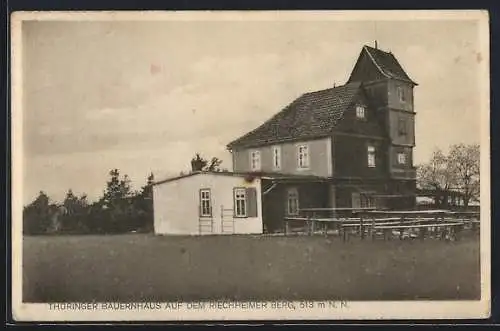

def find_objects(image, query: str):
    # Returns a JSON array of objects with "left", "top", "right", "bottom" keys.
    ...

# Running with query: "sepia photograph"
[{"left": 11, "top": 10, "right": 490, "bottom": 321}]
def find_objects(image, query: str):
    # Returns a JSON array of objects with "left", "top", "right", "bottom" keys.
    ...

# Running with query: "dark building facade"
[{"left": 227, "top": 45, "right": 417, "bottom": 231}]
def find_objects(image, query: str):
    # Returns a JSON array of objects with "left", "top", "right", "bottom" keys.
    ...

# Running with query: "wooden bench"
[{"left": 372, "top": 222, "right": 465, "bottom": 241}]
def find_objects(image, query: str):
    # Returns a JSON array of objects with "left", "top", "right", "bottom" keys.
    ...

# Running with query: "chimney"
[{"left": 374, "top": 40, "right": 378, "bottom": 49}]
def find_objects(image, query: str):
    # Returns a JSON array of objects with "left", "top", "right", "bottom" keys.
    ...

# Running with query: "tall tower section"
[{"left": 347, "top": 44, "right": 418, "bottom": 205}]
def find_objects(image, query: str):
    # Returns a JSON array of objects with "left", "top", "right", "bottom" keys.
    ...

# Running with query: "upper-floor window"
[
  {"left": 199, "top": 189, "right": 212, "bottom": 217},
  {"left": 397, "top": 86, "right": 407, "bottom": 102},
  {"left": 367, "top": 145, "right": 376, "bottom": 168},
  {"left": 397, "top": 152, "right": 406, "bottom": 165},
  {"left": 272, "top": 146, "right": 281, "bottom": 170},
  {"left": 297, "top": 144, "right": 310, "bottom": 169},
  {"left": 250, "top": 150, "right": 261, "bottom": 171},
  {"left": 356, "top": 105, "right": 366, "bottom": 119},
  {"left": 398, "top": 117, "right": 407, "bottom": 136}
]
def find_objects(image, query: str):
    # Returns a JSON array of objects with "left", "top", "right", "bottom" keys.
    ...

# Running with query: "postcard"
[{"left": 11, "top": 10, "right": 490, "bottom": 321}]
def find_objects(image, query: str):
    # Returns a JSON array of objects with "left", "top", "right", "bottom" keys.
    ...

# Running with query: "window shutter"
[
  {"left": 233, "top": 188, "right": 237, "bottom": 218},
  {"left": 246, "top": 187, "right": 258, "bottom": 218}
]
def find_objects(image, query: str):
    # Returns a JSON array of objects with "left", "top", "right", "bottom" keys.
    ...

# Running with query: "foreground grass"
[{"left": 23, "top": 234, "right": 480, "bottom": 302}]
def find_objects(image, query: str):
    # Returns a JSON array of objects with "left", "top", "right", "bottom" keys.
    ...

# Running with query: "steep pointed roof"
[
  {"left": 227, "top": 82, "right": 362, "bottom": 149},
  {"left": 350, "top": 45, "right": 417, "bottom": 85}
]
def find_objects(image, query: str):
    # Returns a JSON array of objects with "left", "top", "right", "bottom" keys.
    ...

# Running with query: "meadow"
[{"left": 23, "top": 233, "right": 480, "bottom": 302}]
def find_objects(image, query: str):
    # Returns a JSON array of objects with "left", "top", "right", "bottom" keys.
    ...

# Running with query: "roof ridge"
[
  {"left": 363, "top": 45, "right": 392, "bottom": 80},
  {"left": 302, "top": 81, "right": 362, "bottom": 96}
]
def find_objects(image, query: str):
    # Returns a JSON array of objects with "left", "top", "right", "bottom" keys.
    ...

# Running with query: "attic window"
[{"left": 356, "top": 105, "right": 365, "bottom": 119}]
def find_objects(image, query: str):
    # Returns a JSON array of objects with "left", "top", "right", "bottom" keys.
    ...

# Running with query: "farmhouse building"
[{"left": 153, "top": 44, "right": 418, "bottom": 235}]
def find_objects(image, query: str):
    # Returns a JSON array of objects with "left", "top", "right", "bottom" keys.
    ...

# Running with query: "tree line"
[
  {"left": 416, "top": 143, "right": 480, "bottom": 209},
  {"left": 23, "top": 153, "right": 224, "bottom": 235},
  {"left": 23, "top": 169, "right": 155, "bottom": 235}
]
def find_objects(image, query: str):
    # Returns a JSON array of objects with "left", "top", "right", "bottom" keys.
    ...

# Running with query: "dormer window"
[{"left": 356, "top": 105, "right": 366, "bottom": 119}]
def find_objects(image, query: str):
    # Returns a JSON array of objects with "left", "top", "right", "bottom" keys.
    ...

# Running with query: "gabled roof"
[
  {"left": 358, "top": 45, "right": 417, "bottom": 85},
  {"left": 227, "top": 82, "right": 362, "bottom": 149}
]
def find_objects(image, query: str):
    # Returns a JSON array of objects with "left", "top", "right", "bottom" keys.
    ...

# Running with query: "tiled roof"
[
  {"left": 227, "top": 82, "right": 362, "bottom": 149},
  {"left": 363, "top": 46, "right": 417, "bottom": 85}
]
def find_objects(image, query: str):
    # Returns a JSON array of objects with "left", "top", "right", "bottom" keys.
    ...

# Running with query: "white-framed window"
[
  {"left": 356, "top": 105, "right": 365, "bottom": 119},
  {"left": 250, "top": 150, "right": 261, "bottom": 171},
  {"left": 297, "top": 144, "right": 310, "bottom": 169},
  {"left": 287, "top": 187, "right": 299, "bottom": 215},
  {"left": 234, "top": 188, "right": 247, "bottom": 217},
  {"left": 367, "top": 145, "right": 376, "bottom": 168},
  {"left": 199, "top": 189, "right": 212, "bottom": 217},
  {"left": 397, "top": 152, "right": 406, "bottom": 165},
  {"left": 397, "top": 86, "right": 407, "bottom": 102},
  {"left": 272, "top": 146, "right": 281, "bottom": 170}
]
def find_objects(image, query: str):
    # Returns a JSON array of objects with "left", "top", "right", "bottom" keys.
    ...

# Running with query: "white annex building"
[{"left": 152, "top": 171, "right": 263, "bottom": 235}]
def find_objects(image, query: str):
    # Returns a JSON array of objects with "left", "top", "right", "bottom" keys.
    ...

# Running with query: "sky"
[{"left": 20, "top": 14, "right": 485, "bottom": 204}]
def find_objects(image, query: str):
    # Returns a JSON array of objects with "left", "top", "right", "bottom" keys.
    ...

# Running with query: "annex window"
[
  {"left": 398, "top": 117, "right": 407, "bottom": 136},
  {"left": 397, "top": 152, "right": 406, "bottom": 165},
  {"left": 287, "top": 187, "right": 300, "bottom": 216},
  {"left": 397, "top": 86, "right": 407, "bottom": 102},
  {"left": 199, "top": 189, "right": 212, "bottom": 217},
  {"left": 356, "top": 105, "right": 366, "bottom": 119},
  {"left": 367, "top": 145, "right": 376, "bottom": 168},
  {"left": 272, "top": 146, "right": 281, "bottom": 170},
  {"left": 234, "top": 188, "right": 247, "bottom": 217},
  {"left": 297, "top": 144, "right": 310, "bottom": 169},
  {"left": 250, "top": 150, "right": 261, "bottom": 171}
]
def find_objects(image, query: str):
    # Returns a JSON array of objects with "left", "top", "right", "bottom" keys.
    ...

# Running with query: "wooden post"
[
  {"left": 399, "top": 216, "right": 404, "bottom": 240},
  {"left": 370, "top": 221, "right": 374, "bottom": 241},
  {"left": 342, "top": 222, "right": 347, "bottom": 242},
  {"left": 360, "top": 215, "right": 365, "bottom": 240},
  {"left": 311, "top": 211, "right": 316, "bottom": 236}
]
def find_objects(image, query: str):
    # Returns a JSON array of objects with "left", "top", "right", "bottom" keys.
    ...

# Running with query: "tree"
[
  {"left": 417, "top": 149, "right": 454, "bottom": 208},
  {"left": 102, "top": 169, "right": 133, "bottom": 208},
  {"left": 23, "top": 191, "right": 52, "bottom": 235},
  {"left": 132, "top": 172, "right": 155, "bottom": 232},
  {"left": 190, "top": 153, "right": 223, "bottom": 172},
  {"left": 448, "top": 144, "right": 480, "bottom": 208},
  {"left": 97, "top": 169, "right": 135, "bottom": 233},
  {"left": 61, "top": 189, "right": 89, "bottom": 233},
  {"left": 417, "top": 144, "right": 480, "bottom": 209}
]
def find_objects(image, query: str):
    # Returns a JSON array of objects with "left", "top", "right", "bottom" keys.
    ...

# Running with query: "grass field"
[{"left": 22, "top": 234, "right": 481, "bottom": 302}]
